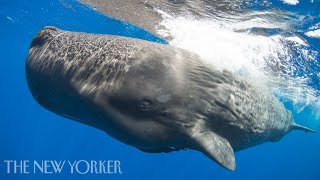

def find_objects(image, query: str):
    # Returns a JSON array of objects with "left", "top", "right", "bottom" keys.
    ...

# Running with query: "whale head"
[{"left": 25, "top": 26, "right": 193, "bottom": 149}]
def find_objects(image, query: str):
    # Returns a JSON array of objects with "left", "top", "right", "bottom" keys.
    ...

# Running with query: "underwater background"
[{"left": 0, "top": 0, "right": 319, "bottom": 179}]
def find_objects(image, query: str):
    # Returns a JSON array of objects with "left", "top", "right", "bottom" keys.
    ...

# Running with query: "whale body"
[
  {"left": 79, "top": 0, "right": 244, "bottom": 40},
  {"left": 25, "top": 27, "right": 315, "bottom": 171}
]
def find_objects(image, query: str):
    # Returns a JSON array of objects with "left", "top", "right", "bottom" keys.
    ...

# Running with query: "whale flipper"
[
  {"left": 191, "top": 131, "right": 236, "bottom": 171},
  {"left": 291, "top": 123, "right": 317, "bottom": 133}
]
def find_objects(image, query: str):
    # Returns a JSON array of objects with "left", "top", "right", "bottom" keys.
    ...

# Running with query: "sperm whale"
[{"left": 25, "top": 26, "right": 316, "bottom": 171}]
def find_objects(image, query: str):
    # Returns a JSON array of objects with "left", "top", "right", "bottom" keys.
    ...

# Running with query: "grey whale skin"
[{"left": 26, "top": 27, "right": 315, "bottom": 171}]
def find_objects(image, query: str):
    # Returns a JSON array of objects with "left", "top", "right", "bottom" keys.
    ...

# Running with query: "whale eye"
[
  {"left": 138, "top": 100, "right": 152, "bottom": 112},
  {"left": 161, "top": 110, "right": 170, "bottom": 117}
]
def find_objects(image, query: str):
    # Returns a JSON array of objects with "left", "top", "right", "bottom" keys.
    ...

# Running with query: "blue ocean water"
[{"left": 0, "top": 0, "right": 319, "bottom": 179}]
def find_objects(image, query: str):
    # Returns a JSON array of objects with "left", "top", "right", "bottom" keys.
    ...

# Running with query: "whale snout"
[{"left": 30, "top": 26, "right": 60, "bottom": 48}]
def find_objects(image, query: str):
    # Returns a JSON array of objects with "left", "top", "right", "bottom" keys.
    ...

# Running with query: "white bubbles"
[
  {"left": 305, "top": 29, "right": 320, "bottom": 38},
  {"left": 281, "top": 0, "right": 300, "bottom": 5}
]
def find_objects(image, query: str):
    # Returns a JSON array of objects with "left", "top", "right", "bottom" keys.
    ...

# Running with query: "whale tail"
[{"left": 291, "top": 123, "right": 317, "bottom": 133}]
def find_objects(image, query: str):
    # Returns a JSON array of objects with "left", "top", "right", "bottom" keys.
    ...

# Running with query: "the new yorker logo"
[{"left": 2, "top": 160, "right": 122, "bottom": 175}]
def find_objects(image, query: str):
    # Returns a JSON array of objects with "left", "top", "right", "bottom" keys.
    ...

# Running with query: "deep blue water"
[{"left": 0, "top": 0, "right": 319, "bottom": 179}]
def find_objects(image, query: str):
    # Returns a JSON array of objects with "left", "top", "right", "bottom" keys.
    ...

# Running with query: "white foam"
[
  {"left": 158, "top": 16, "right": 288, "bottom": 74},
  {"left": 285, "top": 36, "right": 308, "bottom": 46},
  {"left": 305, "top": 29, "right": 320, "bottom": 38},
  {"left": 281, "top": 0, "right": 299, "bottom": 5}
]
